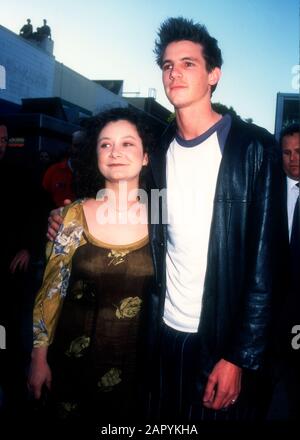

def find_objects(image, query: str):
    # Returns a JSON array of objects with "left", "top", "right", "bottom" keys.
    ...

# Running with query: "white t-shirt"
[
  {"left": 286, "top": 176, "right": 299, "bottom": 240},
  {"left": 163, "top": 115, "right": 231, "bottom": 333}
]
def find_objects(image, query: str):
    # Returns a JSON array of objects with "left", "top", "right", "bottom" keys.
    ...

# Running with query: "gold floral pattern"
[
  {"left": 107, "top": 249, "right": 129, "bottom": 266},
  {"left": 33, "top": 201, "right": 87, "bottom": 347},
  {"left": 54, "top": 221, "right": 84, "bottom": 256},
  {"left": 115, "top": 296, "right": 142, "bottom": 319},
  {"left": 33, "top": 318, "right": 48, "bottom": 344},
  {"left": 47, "top": 261, "right": 70, "bottom": 299},
  {"left": 65, "top": 335, "right": 90, "bottom": 358},
  {"left": 71, "top": 280, "right": 85, "bottom": 300},
  {"left": 97, "top": 368, "right": 122, "bottom": 392},
  {"left": 32, "top": 198, "right": 153, "bottom": 419},
  {"left": 57, "top": 401, "right": 79, "bottom": 419}
]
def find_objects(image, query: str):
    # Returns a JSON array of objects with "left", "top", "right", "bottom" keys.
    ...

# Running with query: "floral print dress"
[{"left": 33, "top": 201, "right": 153, "bottom": 422}]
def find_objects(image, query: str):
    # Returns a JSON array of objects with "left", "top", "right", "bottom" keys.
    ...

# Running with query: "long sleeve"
[
  {"left": 33, "top": 201, "right": 86, "bottom": 347},
  {"left": 224, "top": 137, "right": 287, "bottom": 369}
]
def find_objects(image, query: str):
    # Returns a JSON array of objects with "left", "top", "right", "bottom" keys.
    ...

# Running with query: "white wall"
[
  {"left": 0, "top": 24, "right": 128, "bottom": 114},
  {"left": 0, "top": 25, "right": 55, "bottom": 104},
  {"left": 53, "top": 62, "right": 128, "bottom": 113}
]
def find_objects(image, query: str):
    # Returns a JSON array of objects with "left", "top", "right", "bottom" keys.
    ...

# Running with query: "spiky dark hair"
[{"left": 154, "top": 17, "right": 222, "bottom": 93}]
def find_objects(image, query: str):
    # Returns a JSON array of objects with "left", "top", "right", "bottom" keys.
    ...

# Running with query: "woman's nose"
[{"left": 110, "top": 144, "right": 122, "bottom": 158}]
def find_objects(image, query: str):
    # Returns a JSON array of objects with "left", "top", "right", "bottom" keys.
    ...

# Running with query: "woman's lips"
[{"left": 108, "top": 163, "right": 127, "bottom": 167}]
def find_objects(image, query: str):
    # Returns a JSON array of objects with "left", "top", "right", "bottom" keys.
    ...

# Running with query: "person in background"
[
  {"left": 19, "top": 19, "right": 33, "bottom": 39},
  {"left": 42, "top": 131, "right": 85, "bottom": 208},
  {"left": 0, "top": 123, "right": 32, "bottom": 290},
  {"left": 36, "top": 19, "right": 51, "bottom": 40},
  {"left": 0, "top": 124, "right": 38, "bottom": 415},
  {"left": 0, "top": 124, "right": 9, "bottom": 411},
  {"left": 0, "top": 124, "right": 8, "bottom": 160},
  {"left": 266, "top": 123, "right": 300, "bottom": 420}
]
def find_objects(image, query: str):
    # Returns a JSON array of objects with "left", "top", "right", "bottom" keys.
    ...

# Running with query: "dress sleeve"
[{"left": 33, "top": 201, "right": 86, "bottom": 347}]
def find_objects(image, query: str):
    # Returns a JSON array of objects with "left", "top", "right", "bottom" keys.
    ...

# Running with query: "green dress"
[{"left": 33, "top": 201, "right": 153, "bottom": 422}]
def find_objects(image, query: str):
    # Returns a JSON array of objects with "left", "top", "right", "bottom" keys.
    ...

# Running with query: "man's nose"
[
  {"left": 290, "top": 152, "right": 299, "bottom": 163},
  {"left": 170, "top": 66, "right": 182, "bottom": 80}
]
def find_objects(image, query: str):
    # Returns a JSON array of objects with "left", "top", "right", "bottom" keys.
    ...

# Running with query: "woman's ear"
[{"left": 143, "top": 152, "right": 149, "bottom": 166}]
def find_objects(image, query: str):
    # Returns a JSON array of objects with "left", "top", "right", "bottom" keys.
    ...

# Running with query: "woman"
[{"left": 28, "top": 108, "right": 154, "bottom": 422}]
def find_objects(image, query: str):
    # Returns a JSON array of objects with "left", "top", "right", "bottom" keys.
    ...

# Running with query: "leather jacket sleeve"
[{"left": 222, "top": 135, "right": 287, "bottom": 369}]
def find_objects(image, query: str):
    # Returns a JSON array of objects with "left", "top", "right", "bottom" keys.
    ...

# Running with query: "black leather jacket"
[{"left": 146, "top": 116, "right": 287, "bottom": 385}]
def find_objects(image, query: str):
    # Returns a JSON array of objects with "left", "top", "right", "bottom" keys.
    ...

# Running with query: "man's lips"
[{"left": 170, "top": 85, "right": 186, "bottom": 90}]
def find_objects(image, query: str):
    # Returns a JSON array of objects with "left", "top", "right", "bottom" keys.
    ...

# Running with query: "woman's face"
[{"left": 97, "top": 119, "right": 148, "bottom": 186}]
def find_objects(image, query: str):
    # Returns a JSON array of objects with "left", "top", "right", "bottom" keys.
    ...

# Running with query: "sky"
[{"left": 0, "top": 0, "right": 299, "bottom": 133}]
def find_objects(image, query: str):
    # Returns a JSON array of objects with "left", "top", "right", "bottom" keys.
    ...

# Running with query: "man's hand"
[
  {"left": 10, "top": 249, "right": 30, "bottom": 273},
  {"left": 46, "top": 199, "right": 71, "bottom": 241},
  {"left": 202, "top": 359, "right": 242, "bottom": 410}
]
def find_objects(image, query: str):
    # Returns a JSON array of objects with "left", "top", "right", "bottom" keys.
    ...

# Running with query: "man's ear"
[{"left": 208, "top": 67, "right": 221, "bottom": 86}]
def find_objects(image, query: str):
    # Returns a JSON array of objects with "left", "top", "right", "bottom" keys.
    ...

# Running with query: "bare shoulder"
[{"left": 82, "top": 198, "right": 96, "bottom": 208}]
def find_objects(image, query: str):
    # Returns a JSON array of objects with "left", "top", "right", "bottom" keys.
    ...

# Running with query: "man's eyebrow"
[
  {"left": 181, "top": 56, "right": 199, "bottom": 62},
  {"left": 162, "top": 56, "right": 199, "bottom": 65}
]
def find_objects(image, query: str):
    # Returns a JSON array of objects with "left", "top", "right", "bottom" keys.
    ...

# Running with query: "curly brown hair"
[{"left": 72, "top": 107, "right": 155, "bottom": 198}]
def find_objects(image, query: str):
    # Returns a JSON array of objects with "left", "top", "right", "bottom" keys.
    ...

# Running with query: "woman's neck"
[{"left": 102, "top": 180, "right": 140, "bottom": 212}]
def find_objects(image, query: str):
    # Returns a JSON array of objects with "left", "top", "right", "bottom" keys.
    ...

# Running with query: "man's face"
[
  {"left": 0, "top": 125, "right": 8, "bottom": 160},
  {"left": 162, "top": 40, "right": 221, "bottom": 110},
  {"left": 40, "top": 151, "right": 50, "bottom": 164},
  {"left": 281, "top": 132, "right": 300, "bottom": 181}
]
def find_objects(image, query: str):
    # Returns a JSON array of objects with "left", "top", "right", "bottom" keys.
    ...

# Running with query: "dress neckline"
[{"left": 80, "top": 201, "right": 149, "bottom": 251}]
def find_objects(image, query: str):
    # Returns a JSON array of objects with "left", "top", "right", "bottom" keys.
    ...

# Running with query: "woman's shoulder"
[
  {"left": 62, "top": 199, "right": 86, "bottom": 224},
  {"left": 81, "top": 197, "right": 97, "bottom": 209}
]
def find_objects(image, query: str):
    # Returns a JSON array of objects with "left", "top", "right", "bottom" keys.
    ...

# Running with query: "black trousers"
[
  {"left": 150, "top": 323, "right": 266, "bottom": 423},
  {"left": 266, "top": 359, "right": 300, "bottom": 420}
]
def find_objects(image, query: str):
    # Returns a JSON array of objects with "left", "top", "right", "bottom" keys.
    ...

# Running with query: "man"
[
  {"left": 36, "top": 19, "right": 51, "bottom": 40},
  {"left": 0, "top": 124, "right": 8, "bottom": 160},
  {"left": 267, "top": 123, "right": 300, "bottom": 420},
  {"left": 47, "top": 18, "right": 286, "bottom": 421},
  {"left": 0, "top": 125, "right": 31, "bottom": 274},
  {"left": 0, "top": 124, "right": 37, "bottom": 414},
  {"left": 0, "top": 124, "right": 9, "bottom": 408},
  {"left": 145, "top": 17, "right": 286, "bottom": 421},
  {"left": 281, "top": 123, "right": 300, "bottom": 239},
  {"left": 19, "top": 19, "right": 33, "bottom": 39}
]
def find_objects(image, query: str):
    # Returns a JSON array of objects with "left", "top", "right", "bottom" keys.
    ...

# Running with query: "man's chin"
[
  {"left": 166, "top": 93, "right": 189, "bottom": 109},
  {"left": 171, "top": 100, "right": 193, "bottom": 111}
]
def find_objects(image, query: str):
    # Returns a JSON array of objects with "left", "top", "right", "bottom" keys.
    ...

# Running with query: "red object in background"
[{"left": 8, "top": 137, "right": 25, "bottom": 148}]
